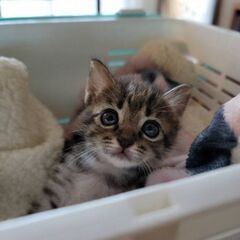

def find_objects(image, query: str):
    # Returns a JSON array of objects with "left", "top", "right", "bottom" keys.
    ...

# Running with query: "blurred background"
[{"left": 0, "top": 0, "right": 239, "bottom": 31}]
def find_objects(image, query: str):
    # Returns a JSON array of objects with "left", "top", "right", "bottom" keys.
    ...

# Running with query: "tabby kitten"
[{"left": 29, "top": 59, "right": 191, "bottom": 212}]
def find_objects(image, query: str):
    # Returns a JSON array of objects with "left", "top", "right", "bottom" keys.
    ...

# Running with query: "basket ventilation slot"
[
  {"left": 107, "top": 48, "right": 138, "bottom": 70},
  {"left": 201, "top": 63, "right": 221, "bottom": 75},
  {"left": 197, "top": 74, "right": 217, "bottom": 87},
  {"left": 108, "top": 48, "right": 137, "bottom": 57},
  {"left": 108, "top": 60, "right": 126, "bottom": 68},
  {"left": 221, "top": 89, "right": 235, "bottom": 98},
  {"left": 197, "top": 87, "right": 214, "bottom": 99},
  {"left": 191, "top": 96, "right": 211, "bottom": 111},
  {"left": 222, "top": 78, "right": 240, "bottom": 97},
  {"left": 194, "top": 60, "right": 239, "bottom": 110}
]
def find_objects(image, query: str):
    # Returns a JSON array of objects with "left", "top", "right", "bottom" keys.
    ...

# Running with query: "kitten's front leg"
[
  {"left": 28, "top": 164, "right": 73, "bottom": 213},
  {"left": 27, "top": 164, "right": 119, "bottom": 214}
]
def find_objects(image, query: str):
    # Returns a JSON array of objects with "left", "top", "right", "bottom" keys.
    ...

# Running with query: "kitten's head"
[{"left": 67, "top": 59, "right": 191, "bottom": 171}]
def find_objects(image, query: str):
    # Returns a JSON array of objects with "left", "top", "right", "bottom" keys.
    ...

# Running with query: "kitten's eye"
[
  {"left": 142, "top": 120, "right": 160, "bottom": 139},
  {"left": 101, "top": 109, "right": 118, "bottom": 126}
]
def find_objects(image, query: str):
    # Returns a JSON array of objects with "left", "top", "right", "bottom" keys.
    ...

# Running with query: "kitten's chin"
[{"left": 99, "top": 151, "right": 140, "bottom": 168}]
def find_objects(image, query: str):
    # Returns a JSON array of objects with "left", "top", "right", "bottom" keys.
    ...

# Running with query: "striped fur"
[{"left": 28, "top": 59, "right": 191, "bottom": 213}]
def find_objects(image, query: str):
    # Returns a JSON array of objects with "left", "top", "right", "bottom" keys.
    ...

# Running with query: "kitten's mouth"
[
  {"left": 104, "top": 148, "right": 132, "bottom": 161},
  {"left": 112, "top": 151, "right": 130, "bottom": 160},
  {"left": 102, "top": 148, "right": 140, "bottom": 168}
]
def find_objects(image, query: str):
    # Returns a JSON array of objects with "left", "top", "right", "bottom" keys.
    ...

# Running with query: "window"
[
  {"left": 0, "top": 0, "right": 97, "bottom": 18},
  {"left": 101, "top": 0, "right": 157, "bottom": 15},
  {"left": 0, "top": 0, "right": 157, "bottom": 19}
]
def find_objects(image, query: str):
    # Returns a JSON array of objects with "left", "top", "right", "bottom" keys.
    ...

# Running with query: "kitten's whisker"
[
  {"left": 139, "top": 164, "right": 148, "bottom": 178},
  {"left": 63, "top": 145, "right": 73, "bottom": 152},
  {"left": 143, "top": 163, "right": 151, "bottom": 176},
  {"left": 70, "top": 129, "right": 86, "bottom": 135},
  {"left": 65, "top": 146, "right": 96, "bottom": 167},
  {"left": 136, "top": 149, "right": 144, "bottom": 154},
  {"left": 140, "top": 161, "right": 148, "bottom": 177},
  {"left": 156, "top": 103, "right": 187, "bottom": 111},
  {"left": 142, "top": 159, "right": 154, "bottom": 176}
]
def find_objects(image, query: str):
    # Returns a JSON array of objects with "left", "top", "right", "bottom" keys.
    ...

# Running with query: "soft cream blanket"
[{"left": 0, "top": 57, "right": 63, "bottom": 220}]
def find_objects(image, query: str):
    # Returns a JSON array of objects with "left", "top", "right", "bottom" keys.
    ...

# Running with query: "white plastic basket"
[{"left": 0, "top": 17, "right": 240, "bottom": 240}]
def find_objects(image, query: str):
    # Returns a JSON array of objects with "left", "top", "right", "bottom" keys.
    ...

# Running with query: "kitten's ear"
[
  {"left": 84, "top": 59, "right": 115, "bottom": 103},
  {"left": 162, "top": 84, "right": 192, "bottom": 116}
]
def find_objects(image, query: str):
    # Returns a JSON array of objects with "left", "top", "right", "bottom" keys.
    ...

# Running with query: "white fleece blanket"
[{"left": 0, "top": 57, "right": 63, "bottom": 220}]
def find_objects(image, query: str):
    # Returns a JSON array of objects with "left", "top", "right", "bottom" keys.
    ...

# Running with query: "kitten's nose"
[{"left": 117, "top": 137, "right": 134, "bottom": 150}]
